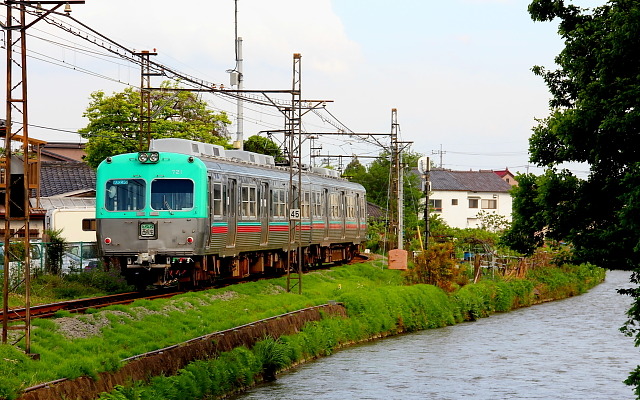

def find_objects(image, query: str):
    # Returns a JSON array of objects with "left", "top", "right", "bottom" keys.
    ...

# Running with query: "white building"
[{"left": 416, "top": 169, "right": 513, "bottom": 230}]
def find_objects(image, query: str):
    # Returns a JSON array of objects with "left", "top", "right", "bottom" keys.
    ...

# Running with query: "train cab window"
[
  {"left": 105, "top": 179, "right": 145, "bottom": 211},
  {"left": 241, "top": 185, "right": 258, "bottom": 219},
  {"left": 271, "top": 189, "right": 286, "bottom": 218},
  {"left": 151, "top": 179, "right": 194, "bottom": 211},
  {"left": 212, "top": 182, "right": 223, "bottom": 217}
]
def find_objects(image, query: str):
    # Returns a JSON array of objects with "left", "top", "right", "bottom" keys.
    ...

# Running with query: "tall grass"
[{"left": 0, "top": 261, "right": 604, "bottom": 400}]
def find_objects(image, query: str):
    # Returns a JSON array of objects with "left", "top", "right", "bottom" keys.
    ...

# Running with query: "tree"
[
  {"left": 243, "top": 135, "right": 285, "bottom": 163},
  {"left": 79, "top": 81, "right": 232, "bottom": 168},
  {"left": 519, "top": 1, "right": 640, "bottom": 394},
  {"left": 345, "top": 151, "right": 424, "bottom": 250}
]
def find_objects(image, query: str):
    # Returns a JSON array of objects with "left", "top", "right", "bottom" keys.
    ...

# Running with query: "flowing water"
[{"left": 237, "top": 270, "right": 640, "bottom": 399}]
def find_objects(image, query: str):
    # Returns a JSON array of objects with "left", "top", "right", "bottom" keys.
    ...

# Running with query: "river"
[{"left": 237, "top": 269, "right": 640, "bottom": 399}]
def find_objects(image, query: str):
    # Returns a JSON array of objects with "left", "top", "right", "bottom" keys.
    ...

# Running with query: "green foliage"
[
  {"left": 404, "top": 243, "right": 460, "bottom": 291},
  {"left": 1, "top": 261, "right": 604, "bottom": 400},
  {"left": 64, "top": 266, "right": 133, "bottom": 294},
  {"left": 346, "top": 150, "right": 426, "bottom": 251},
  {"left": 44, "top": 229, "right": 66, "bottom": 276},
  {"left": 79, "top": 82, "right": 232, "bottom": 168},
  {"left": 243, "top": 135, "right": 285, "bottom": 163},
  {"left": 523, "top": 2, "right": 640, "bottom": 391}
]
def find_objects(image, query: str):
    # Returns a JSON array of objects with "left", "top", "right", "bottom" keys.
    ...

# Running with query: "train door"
[
  {"left": 356, "top": 193, "right": 362, "bottom": 239},
  {"left": 227, "top": 178, "right": 237, "bottom": 248},
  {"left": 341, "top": 191, "right": 347, "bottom": 239},
  {"left": 323, "top": 188, "right": 329, "bottom": 240},
  {"left": 260, "top": 181, "right": 269, "bottom": 245}
]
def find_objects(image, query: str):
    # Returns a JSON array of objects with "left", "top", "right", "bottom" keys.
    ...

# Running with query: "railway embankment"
[{"left": 2, "top": 261, "right": 605, "bottom": 400}]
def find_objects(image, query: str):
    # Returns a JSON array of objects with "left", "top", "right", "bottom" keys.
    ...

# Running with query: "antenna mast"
[{"left": 231, "top": 0, "right": 244, "bottom": 150}]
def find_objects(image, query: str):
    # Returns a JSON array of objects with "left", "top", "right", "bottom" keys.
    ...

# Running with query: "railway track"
[
  {"left": 2, "top": 254, "right": 371, "bottom": 322},
  {"left": 1, "top": 290, "right": 182, "bottom": 322}
]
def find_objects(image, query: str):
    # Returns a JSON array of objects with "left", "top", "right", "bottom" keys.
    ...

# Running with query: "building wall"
[{"left": 427, "top": 190, "right": 512, "bottom": 229}]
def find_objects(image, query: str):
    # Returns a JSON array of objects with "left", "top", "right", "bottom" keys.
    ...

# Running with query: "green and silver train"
[{"left": 96, "top": 138, "right": 367, "bottom": 288}]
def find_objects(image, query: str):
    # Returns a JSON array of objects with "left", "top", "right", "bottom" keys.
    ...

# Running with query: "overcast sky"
[{"left": 3, "top": 0, "right": 605, "bottom": 176}]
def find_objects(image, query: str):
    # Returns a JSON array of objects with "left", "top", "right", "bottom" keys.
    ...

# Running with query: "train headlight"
[
  {"left": 104, "top": 237, "right": 112, "bottom": 245},
  {"left": 138, "top": 151, "right": 159, "bottom": 164},
  {"left": 186, "top": 236, "right": 194, "bottom": 244}
]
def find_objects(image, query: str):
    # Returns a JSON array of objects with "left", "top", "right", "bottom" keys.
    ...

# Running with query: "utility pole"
[
  {"left": 389, "top": 109, "right": 401, "bottom": 249},
  {"left": 2, "top": 0, "right": 84, "bottom": 357},
  {"left": 418, "top": 156, "right": 431, "bottom": 250},
  {"left": 230, "top": 0, "right": 244, "bottom": 150},
  {"left": 432, "top": 144, "right": 446, "bottom": 168},
  {"left": 135, "top": 50, "right": 158, "bottom": 151},
  {"left": 286, "top": 54, "right": 303, "bottom": 294}
]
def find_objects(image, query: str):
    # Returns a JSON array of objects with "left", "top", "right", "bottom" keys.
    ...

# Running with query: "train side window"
[
  {"left": 271, "top": 188, "right": 286, "bottom": 218},
  {"left": 312, "top": 191, "right": 322, "bottom": 217},
  {"left": 346, "top": 195, "right": 355, "bottom": 219},
  {"left": 241, "top": 185, "right": 257, "bottom": 219},
  {"left": 105, "top": 179, "right": 145, "bottom": 211},
  {"left": 302, "top": 191, "right": 310, "bottom": 218},
  {"left": 212, "top": 182, "right": 223, "bottom": 217},
  {"left": 151, "top": 179, "right": 194, "bottom": 211},
  {"left": 330, "top": 192, "right": 340, "bottom": 219}
]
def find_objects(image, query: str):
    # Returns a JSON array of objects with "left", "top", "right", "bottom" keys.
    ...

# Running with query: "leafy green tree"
[
  {"left": 243, "top": 135, "right": 285, "bottom": 163},
  {"left": 345, "top": 151, "right": 424, "bottom": 250},
  {"left": 79, "top": 81, "right": 231, "bottom": 167},
  {"left": 520, "top": 1, "right": 640, "bottom": 393}
]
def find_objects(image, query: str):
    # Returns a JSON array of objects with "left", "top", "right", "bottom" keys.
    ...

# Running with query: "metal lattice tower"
[
  {"left": 136, "top": 50, "right": 158, "bottom": 151},
  {"left": 2, "top": 0, "right": 84, "bottom": 356},
  {"left": 389, "top": 108, "right": 400, "bottom": 249},
  {"left": 286, "top": 53, "right": 303, "bottom": 294}
]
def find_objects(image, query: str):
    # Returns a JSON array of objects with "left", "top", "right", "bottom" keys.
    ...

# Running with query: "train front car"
[{"left": 96, "top": 151, "right": 209, "bottom": 289}]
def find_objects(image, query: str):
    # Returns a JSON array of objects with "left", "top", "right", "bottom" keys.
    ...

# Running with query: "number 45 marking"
[{"left": 289, "top": 209, "right": 301, "bottom": 220}]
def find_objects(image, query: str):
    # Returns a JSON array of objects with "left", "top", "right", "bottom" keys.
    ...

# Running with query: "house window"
[
  {"left": 429, "top": 199, "right": 442, "bottom": 212},
  {"left": 481, "top": 199, "right": 497, "bottom": 209},
  {"left": 451, "top": 199, "right": 458, "bottom": 206},
  {"left": 468, "top": 198, "right": 479, "bottom": 209},
  {"left": 82, "top": 219, "right": 96, "bottom": 231}
]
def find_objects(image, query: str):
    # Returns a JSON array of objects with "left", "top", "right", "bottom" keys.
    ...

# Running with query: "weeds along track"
[{"left": 2, "top": 254, "right": 369, "bottom": 321}]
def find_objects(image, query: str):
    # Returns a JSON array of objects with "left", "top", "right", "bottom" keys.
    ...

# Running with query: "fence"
[{"left": 0, "top": 241, "right": 98, "bottom": 288}]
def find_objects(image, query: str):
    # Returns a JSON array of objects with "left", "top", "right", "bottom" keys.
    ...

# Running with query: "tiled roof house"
[
  {"left": 40, "top": 161, "right": 96, "bottom": 198},
  {"left": 414, "top": 168, "right": 513, "bottom": 229}
]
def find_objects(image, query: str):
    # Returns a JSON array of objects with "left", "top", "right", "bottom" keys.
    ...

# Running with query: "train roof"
[{"left": 148, "top": 138, "right": 363, "bottom": 191}]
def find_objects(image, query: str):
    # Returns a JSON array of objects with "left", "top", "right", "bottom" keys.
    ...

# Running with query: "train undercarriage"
[{"left": 108, "top": 243, "right": 362, "bottom": 291}]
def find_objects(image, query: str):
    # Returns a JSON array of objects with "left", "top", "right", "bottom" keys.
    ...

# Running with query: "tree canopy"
[
  {"left": 503, "top": 0, "right": 640, "bottom": 267},
  {"left": 79, "top": 82, "right": 231, "bottom": 168},
  {"left": 344, "top": 151, "right": 425, "bottom": 247},
  {"left": 243, "top": 135, "right": 285, "bottom": 163},
  {"left": 507, "top": 1, "right": 640, "bottom": 393}
]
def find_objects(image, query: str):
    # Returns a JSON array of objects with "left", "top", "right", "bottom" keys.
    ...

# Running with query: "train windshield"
[
  {"left": 105, "top": 179, "right": 146, "bottom": 211},
  {"left": 151, "top": 179, "right": 194, "bottom": 211}
]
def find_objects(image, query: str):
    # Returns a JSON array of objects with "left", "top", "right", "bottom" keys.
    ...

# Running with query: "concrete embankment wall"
[{"left": 18, "top": 304, "right": 347, "bottom": 400}]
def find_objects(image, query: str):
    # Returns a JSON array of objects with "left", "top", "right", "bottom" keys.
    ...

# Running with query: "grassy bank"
[{"left": 0, "top": 261, "right": 604, "bottom": 400}]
